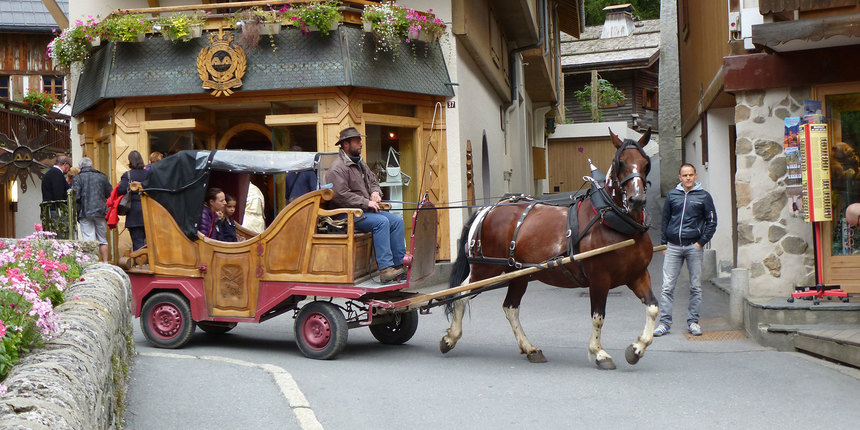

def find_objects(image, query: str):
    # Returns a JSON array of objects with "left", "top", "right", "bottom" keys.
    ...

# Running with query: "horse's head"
[{"left": 608, "top": 128, "right": 651, "bottom": 214}]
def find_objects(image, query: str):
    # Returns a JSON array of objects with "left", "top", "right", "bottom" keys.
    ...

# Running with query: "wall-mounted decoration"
[{"left": 197, "top": 30, "right": 247, "bottom": 96}]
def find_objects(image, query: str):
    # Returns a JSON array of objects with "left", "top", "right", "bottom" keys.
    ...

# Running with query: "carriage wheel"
[
  {"left": 197, "top": 321, "right": 238, "bottom": 334},
  {"left": 370, "top": 310, "right": 419, "bottom": 345},
  {"left": 141, "top": 292, "right": 195, "bottom": 349},
  {"left": 294, "top": 301, "right": 348, "bottom": 360}
]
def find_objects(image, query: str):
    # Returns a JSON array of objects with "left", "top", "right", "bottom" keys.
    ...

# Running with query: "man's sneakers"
[
  {"left": 379, "top": 266, "right": 406, "bottom": 283},
  {"left": 689, "top": 322, "right": 703, "bottom": 336},
  {"left": 653, "top": 324, "right": 669, "bottom": 337}
]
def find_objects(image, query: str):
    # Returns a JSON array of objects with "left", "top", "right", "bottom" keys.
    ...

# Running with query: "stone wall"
[
  {"left": 734, "top": 87, "right": 816, "bottom": 297},
  {"left": 0, "top": 264, "right": 134, "bottom": 429}
]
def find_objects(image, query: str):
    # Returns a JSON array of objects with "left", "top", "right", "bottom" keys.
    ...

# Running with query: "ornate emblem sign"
[
  {"left": 197, "top": 30, "right": 247, "bottom": 97},
  {"left": 0, "top": 123, "right": 52, "bottom": 192}
]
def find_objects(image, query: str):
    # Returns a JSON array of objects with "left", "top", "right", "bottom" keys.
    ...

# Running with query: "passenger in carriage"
[
  {"left": 219, "top": 194, "right": 239, "bottom": 242},
  {"left": 199, "top": 188, "right": 227, "bottom": 240},
  {"left": 329, "top": 127, "right": 406, "bottom": 283}
]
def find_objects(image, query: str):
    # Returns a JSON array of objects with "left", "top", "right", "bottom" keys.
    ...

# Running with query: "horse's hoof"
[
  {"left": 440, "top": 339, "right": 453, "bottom": 354},
  {"left": 596, "top": 358, "right": 617, "bottom": 370},
  {"left": 625, "top": 345, "right": 641, "bottom": 365},
  {"left": 527, "top": 350, "right": 547, "bottom": 363}
]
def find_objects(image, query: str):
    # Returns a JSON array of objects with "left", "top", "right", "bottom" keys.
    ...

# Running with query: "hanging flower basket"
[{"left": 307, "top": 21, "right": 338, "bottom": 33}]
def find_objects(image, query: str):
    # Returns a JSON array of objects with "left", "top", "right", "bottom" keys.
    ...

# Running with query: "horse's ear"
[
  {"left": 638, "top": 128, "right": 652, "bottom": 147},
  {"left": 609, "top": 128, "right": 623, "bottom": 149}
]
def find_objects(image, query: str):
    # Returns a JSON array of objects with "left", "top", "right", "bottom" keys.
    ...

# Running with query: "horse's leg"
[
  {"left": 587, "top": 283, "right": 616, "bottom": 370},
  {"left": 501, "top": 278, "right": 546, "bottom": 363},
  {"left": 440, "top": 291, "right": 470, "bottom": 353},
  {"left": 624, "top": 271, "right": 659, "bottom": 365}
]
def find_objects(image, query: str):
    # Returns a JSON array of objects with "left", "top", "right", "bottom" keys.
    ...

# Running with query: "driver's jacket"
[{"left": 328, "top": 149, "right": 382, "bottom": 211}]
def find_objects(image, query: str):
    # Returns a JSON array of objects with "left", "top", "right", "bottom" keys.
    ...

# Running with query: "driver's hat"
[{"left": 336, "top": 127, "right": 364, "bottom": 145}]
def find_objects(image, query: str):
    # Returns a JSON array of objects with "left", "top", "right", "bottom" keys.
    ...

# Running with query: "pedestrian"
[
  {"left": 71, "top": 157, "right": 112, "bottom": 262},
  {"left": 41, "top": 155, "right": 71, "bottom": 202},
  {"left": 328, "top": 126, "right": 406, "bottom": 283},
  {"left": 654, "top": 163, "right": 717, "bottom": 337},
  {"left": 117, "top": 150, "right": 149, "bottom": 251},
  {"left": 145, "top": 151, "right": 163, "bottom": 171},
  {"left": 285, "top": 145, "right": 318, "bottom": 202}
]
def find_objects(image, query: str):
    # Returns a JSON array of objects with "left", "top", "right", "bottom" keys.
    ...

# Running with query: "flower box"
[
  {"left": 189, "top": 24, "right": 204, "bottom": 39},
  {"left": 307, "top": 21, "right": 338, "bottom": 33},
  {"left": 258, "top": 21, "right": 281, "bottom": 35},
  {"left": 134, "top": 32, "right": 146, "bottom": 42},
  {"left": 362, "top": 20, "right": 373, "bottom": 32},
  {"left": 410, "top": 29, "right": 437, "bottom": 43},
  {"left": 87, "top": 36, "right": 101, "bottom": 49}
]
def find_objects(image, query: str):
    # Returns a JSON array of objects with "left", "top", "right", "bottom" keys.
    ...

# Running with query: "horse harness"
[{"left": 466, "top": 142, "right": 650, "bottom": 286}]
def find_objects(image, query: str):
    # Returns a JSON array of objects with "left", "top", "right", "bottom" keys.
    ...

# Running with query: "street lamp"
[{"left": 9, "top": 179, "right": 18, "bottom": 212}]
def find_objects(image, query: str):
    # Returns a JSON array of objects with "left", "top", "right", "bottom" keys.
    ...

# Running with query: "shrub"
[
  {"left": 0, "top": 225, "right": 91, "bottom": 393},
  {"left": 23, "top": 89, "right": 60, "bottom": 114}
]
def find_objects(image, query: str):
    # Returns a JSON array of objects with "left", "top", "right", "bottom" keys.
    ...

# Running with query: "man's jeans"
[
  {"left": 658, "top": 243, "right": 703, "bottom": 329},
  {"left": 355, "top": 211, "right": 406, "bottom": 270}
]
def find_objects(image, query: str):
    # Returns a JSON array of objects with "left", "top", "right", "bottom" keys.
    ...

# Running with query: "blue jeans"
[
  {"left": 355, "top": 211, "right": 406, "bottom": 270},
  {"left": 658, "top": 243, "right": 703, "bottom": 329}
]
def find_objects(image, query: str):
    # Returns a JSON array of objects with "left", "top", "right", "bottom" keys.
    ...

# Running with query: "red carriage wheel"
[
  {"left": 140, "top": 292, "right": 196, "bottom": 349},
  {"left": 294, "top": 301, "right": 348, "bottom": 360}
]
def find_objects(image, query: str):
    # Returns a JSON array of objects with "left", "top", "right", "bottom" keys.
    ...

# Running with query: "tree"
[{"left": 584, "top": 0, "right": 660, "bottom": 26}]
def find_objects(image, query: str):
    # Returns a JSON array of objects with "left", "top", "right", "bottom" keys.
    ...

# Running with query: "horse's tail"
[{"left": 445, "top": 211, "right": 478, "bottom": 316}]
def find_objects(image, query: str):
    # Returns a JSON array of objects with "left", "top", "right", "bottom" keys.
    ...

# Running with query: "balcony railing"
[{"left": 0, "top": 99, "right": 71, "bottom": 154}]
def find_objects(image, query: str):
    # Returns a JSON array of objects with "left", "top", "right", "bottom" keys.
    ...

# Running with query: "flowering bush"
[
  {"left": 46, "top": 21, "right": 90, "bottom": 69},
  {"left": 0, "top": 225, "right": 91, "bottom": 392},
  {"left": 290, "top": 1, "right": 342, "bottom": 36},
  {"left": 155, "top": 11, "right": 208, "bottom": 43},
  {"left": 101, "top": 12, "right": 151, "bottom": 42},
  {"left": 23, "top": 89, "right": 60, "bottom": 114}
]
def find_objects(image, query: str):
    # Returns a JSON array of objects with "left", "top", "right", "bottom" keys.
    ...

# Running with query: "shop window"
[
  {"left": 148, "top": 130, "right": 202, "bottom": 156},
  {"left": 0, "top": 75, "right": 9, "bottom": 99},
  {"left": 42, "top": 76, "right": 64, "bottom": 102},
  {"left": 826, "top": 92, "right": 860, "bottom": 257},
  {"left": 363, "top": 101, "right": 416, "bottom": 117}
]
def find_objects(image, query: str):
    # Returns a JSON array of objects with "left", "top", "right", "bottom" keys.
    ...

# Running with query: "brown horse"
[{"left": 442, "top": 129, "right": 657, "bottom": 370}]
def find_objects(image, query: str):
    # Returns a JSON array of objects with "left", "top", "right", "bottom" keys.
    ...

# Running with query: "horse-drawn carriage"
[
  {"left": 125, "top": 149, "right": 438, "bottom": 359},
  {"left": 127, "top": 129, "right": 661, "bottom": 368}
]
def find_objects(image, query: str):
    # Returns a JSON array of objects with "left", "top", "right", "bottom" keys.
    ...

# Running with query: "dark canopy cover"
[{"left": 142, "top": 150, "right": 318, "bottom": 240}]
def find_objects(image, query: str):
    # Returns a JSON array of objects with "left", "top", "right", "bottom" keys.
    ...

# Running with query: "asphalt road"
[{"left": 124, "top": 252, "right": 860, "bottom": 429}]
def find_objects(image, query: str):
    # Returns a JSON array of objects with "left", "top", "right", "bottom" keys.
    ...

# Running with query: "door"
[
  {"left": 818, "top": 84, "right": 860, "bottom": 293},
  {"left": 547, "top": 136, "right": 615, "bottom": 193}
]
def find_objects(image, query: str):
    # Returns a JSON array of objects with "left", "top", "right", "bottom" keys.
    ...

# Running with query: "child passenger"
[{"left": 219, "top": 194, "right": 239, "bottom": 242}]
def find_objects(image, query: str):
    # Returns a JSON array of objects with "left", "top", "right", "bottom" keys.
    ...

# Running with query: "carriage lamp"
[{"left": 9, "top": 179, "right": 18, "bottom": 212}]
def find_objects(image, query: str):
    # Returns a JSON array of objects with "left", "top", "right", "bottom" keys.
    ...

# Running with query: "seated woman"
[{"left": 199, "top": 188, "right": 234, "bottom": 241}]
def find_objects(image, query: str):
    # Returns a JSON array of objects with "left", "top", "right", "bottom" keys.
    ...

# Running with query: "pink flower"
[
  {"left": 0, "top": 321, "right": 6, "bottom": 338},
  {"left": 34, "top": 224, "right": 42, "bottom": 232}
]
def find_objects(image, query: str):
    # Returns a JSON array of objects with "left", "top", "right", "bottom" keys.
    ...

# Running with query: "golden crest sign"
[{"left": 197, "top": 30, "right": 247, "bottom": 96}]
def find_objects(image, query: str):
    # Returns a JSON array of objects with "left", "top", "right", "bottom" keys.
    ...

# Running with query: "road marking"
[{"left": 140, "top": 351, "right": 324, "bottom": 430}]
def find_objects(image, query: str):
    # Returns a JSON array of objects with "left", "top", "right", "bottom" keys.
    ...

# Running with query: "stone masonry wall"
[
  {"left": 0, "top": 264, "right": 134, "bottom": 429},
  {"left": 734, "top": 87, "right": 816, "bottom": 297}
]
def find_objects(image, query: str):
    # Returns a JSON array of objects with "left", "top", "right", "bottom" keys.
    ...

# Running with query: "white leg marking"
[
  {"left": 504, "top": 306, "right": 538, "bottom": 354},
  {"left": 443, "top": 279, "right": 471, "bottom": 349},
  {"left": 631, "top": 304, "right": 659, "bottom": 356},
  {"left": 588, "top": 313, "right": 612, "bottom": 362},
  {"left": 141, "top": 352, "right": 324, "bottom": 430}
]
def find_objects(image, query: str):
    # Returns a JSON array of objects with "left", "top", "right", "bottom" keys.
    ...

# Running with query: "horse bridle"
[{"left": 608, "top": 140, "right": 650, "bottom": 213}]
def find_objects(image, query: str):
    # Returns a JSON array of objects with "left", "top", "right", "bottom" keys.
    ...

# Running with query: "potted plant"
[
  {"left": 155, "top": 11, "right": 207, "bottom": 42},
  {"left": 47, "top": 22, "right": 90, "bottom": 69},
  {"left": 405, "top": 8, "right": 446, "bottom": 43},
  {"left": 291, "top": 1, "right": 341, "bottom": 36},
  {"left": 361, "top": 1, "right": 408, "bottom": 55},
  {"left": 23, "top": 89, "right": 60, "bottom": 115},
  {"left": 102, "top": 11, "right": 151, "bottom": 42},
  {"left": 79, "top": 16, "right": 104, "bottom": 48}
]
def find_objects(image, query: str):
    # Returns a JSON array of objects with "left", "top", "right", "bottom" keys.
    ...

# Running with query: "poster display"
[{"left": 799, "top": 123, "right": 832, "bottom": 222}]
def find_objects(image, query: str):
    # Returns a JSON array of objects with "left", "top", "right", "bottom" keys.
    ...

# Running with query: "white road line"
[{"left": 140, "top": 351, "right": 324, "bottom": 430}]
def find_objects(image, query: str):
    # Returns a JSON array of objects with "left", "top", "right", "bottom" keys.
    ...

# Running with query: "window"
[
  {"left": 642, "top": 88, "right": 659, "bottom": 109},
  {"left": 42, "top": 76, "right": 64, "bottom": 102},
  {"left": 0, "top": 76, "right": 9, "bottom": 99}
]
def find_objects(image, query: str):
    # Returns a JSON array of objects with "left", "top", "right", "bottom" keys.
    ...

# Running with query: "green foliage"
[
  {"left": 573, "top": 79, "right": 626, "bottom": 122},
  {"left": 102, "top": 12, "right": 151, "bottom": 42},
  {"left": 23, "top": 90, "right": 60, "bottom": 114},
  {"left": 292, "top": 1, "right": 342, "bottom": 36},
  {"left": 583, "top": 0, "right": 660, "bottom": 26},
  {"left": 156, "top": 11, "right": 207, "bottom": 43}
]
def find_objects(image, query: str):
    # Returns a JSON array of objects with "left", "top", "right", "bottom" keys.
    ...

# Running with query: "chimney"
[{"left": 600, "top": 3, "right": 635, "bottom": 39}]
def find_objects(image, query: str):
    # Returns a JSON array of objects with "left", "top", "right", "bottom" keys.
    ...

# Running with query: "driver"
[{"left": 328, "top": 126, "right": 406, "bottom": 283}]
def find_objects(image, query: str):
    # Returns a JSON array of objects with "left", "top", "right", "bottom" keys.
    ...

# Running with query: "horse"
[{"left": 441, "top": 129, "right": 657, "bottom": 370}]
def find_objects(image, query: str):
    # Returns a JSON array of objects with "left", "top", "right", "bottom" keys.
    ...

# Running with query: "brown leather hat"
[{"left": 336, "top": 126, "right": 364, "bottom": 145}]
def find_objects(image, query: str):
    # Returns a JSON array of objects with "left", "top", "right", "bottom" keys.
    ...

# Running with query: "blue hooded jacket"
[{"left": 660, "top": 182, "right": 717, "bottom": 247}]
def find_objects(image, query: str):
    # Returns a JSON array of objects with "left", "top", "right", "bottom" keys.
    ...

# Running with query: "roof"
[
  {"left": 73, "top": 26, "right": 454, "bottom": 116},
  {"left": 0, "top": 0, "right": 67, "bottom": 31},
  {"left": 560, "top": 19, "right": 660, "bottom": 72}
]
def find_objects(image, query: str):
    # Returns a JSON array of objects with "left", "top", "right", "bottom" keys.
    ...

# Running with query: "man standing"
[
  {"left": 328, "top": 126, "right": 406, "bottom": 283},
  {"left": 42, "top": 155, "right": 71, "bottom": 202},
  {"left": 72, "top": 157, "right": 112, "bottom": 262},
  {"left": 654, "top": 163, "right": 717, "bottom": 337}
]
